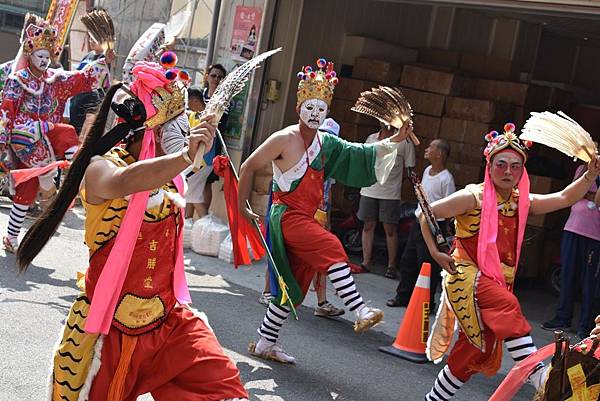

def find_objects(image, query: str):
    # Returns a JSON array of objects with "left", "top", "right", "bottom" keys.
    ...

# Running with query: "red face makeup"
[{"left": 490, "top": 149, "right": 524, "bottom": 189}]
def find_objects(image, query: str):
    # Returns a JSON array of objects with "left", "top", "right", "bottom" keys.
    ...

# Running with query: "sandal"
[{"left": 384, "top": 266, "right": 396, "bottom": 279}]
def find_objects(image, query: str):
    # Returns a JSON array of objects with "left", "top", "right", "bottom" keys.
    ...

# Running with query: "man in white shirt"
[
  {"left": 387, "top": 138, "right": 455, "bottom": 308},
  {"left": 358, "top": 125, "right": 416, "bottom": 273}
]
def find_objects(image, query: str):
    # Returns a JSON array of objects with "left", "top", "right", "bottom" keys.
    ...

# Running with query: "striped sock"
[
  {"left": 425, "top": 365, "right": 464, "bottom": 401},
  {"left": 505, "top": 335, "right": 537, "bottom": 362},
  {"left": 327, "top": 264, "right": 365, "bottom": 312},
  {"left": 7, "top": 203, "right": 28, "bottom": 238},
  {"left": 257, "top": 302, "right": 290, "bottom": 344}
]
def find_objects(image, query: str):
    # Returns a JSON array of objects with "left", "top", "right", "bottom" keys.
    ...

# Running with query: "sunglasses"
[{"left": 209, "top": 73, "right": 224, "bottom": 79}]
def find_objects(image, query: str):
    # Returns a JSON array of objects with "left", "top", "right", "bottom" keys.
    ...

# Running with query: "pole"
[{"left": 205, "top": 0, "right": 221, "bottom": 68}]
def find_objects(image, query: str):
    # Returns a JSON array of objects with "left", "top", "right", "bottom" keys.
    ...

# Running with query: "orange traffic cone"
[{"left": 379, "top": 262, "right": 431, "bottom": 363}]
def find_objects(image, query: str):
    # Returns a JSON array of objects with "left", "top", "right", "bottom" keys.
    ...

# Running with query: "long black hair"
[{"left": 17, "top": 83, "right": 125, "bottom": 272}]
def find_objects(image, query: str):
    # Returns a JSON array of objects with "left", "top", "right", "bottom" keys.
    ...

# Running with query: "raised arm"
[
  {"left": 530, "top": 155, "right": 600, "bottom": 215},
  {"left": 238, "top": 132, "right": 287, "bottom": 221},
  {"left": 84, "top": 121, "right": 214, "bottom": 203},
  {"left": 419, "top": 189, "right": 477, "bottom": 274}
]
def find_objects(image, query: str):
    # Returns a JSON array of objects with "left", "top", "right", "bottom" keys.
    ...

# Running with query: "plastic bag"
[
  {"left": 191, "top": 214, "right": 229, "bottom": 256},
  {"left": 218, "top": 233, "right": 234, "bottom": 263},
  {"left": 183, "top": 218, "right": 194, "bottom": 249}
]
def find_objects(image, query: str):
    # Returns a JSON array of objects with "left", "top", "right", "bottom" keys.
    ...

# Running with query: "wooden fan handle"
[
  {"left": 192, "top": 143, "right": 206, "bottom": 172},
  {"left": 409, "top": 131, "right": 420, "bottom": 146}
]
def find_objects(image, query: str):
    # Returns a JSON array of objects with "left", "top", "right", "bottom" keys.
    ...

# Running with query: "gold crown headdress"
[
  {"left": 296, "top": 58, "right": 338, "bottom": 108},
  {"left": 484, "top": 122, "right": 530, "bottom": 162},
  {"left": 22, "top": 18, "right": 61, "bottom": 60},
  {"left": 351, "top": 86, "right": 420, "bottom": 145}
]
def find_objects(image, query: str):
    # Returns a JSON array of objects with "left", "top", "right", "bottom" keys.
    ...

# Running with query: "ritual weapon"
[{"left": 409, "top": 171, "right": 452, "bottom": 254}]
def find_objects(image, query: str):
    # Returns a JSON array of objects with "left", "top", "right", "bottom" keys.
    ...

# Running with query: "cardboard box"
[
  {"left": 474, "top": 79, "right": 565, "bottom": 109},
  {"left": 250, "top": 191, "right": 270, "bottom": 217},
  {"left": 449, "top": 162, "right": 482, "bottom": 188},
  {"left": 334, "top": 78, "right": 378, "bottom": 101},
  {"left": 352, "top": 57, "right": 403, "bottom": 85},
  {"left": 446, "top": 140, "right": 484, "bottom": 165},
  {"left": 400, "top": 65, "right": 474, "bottom": 96},
  {"left": 340, "top": 35, "right": 418, "bottom": 66},
  {"left": 413, "top": 114, "right": 441, "bottom": 139},
  {"left": 418, "top": 48, "right": 461, "bottom": 69},
  {"left": 339, "top": 122, "right": 378, "bottom": 143},
  {"left": 460, "top": 54, "right": 514, "bottom": 80},
  {"left": 402, "top": 87, "right": 445, "bottom": 117},
  {"left": 528, "top": 175, "right": 565, "bottom": 194},
  {"left": 445, "top": 97, "right": 514, "bottom": 123},
  {"left": 439, "top": 117, "right": 491, "bottom": 145},
  {"left": 329, "top": 99, "right": 353, "bottom": 122}
]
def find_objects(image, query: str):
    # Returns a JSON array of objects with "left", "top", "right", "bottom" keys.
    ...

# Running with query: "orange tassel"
[{"left": 107, "top": 334, "right": 138, "bottom": 401}]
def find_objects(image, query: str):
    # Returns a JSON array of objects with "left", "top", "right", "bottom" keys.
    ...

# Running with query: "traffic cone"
[{"left": 379, "top": 262, "right": 431, "bottom": 364}]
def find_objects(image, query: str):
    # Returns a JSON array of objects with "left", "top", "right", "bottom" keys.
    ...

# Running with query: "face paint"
[
  {"left": 299, "top": 99, "right": 328, "bottom": 129},
  {"left": 160, "top": 113, "right": 190, "bottom": 155},
  {"left": 30, "top": 49, "right": 51, "bottom": 71},
  {"left": 490, "top": 150, "right": 524, "bottom": 189}
]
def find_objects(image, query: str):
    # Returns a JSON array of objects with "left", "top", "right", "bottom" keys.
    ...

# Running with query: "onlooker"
[
  {"left": 387, "top": 139, "right": 455, "bottom": 308},
  {"left": 358, "top": 124, "right": 416, "bottom": 273},
  {"left": 186, "top": 87, "right": 211, "bottom": 220},
  {"left": 201, "top": 65, "right": 228, "bottom": 215},
  {"left": 542, "top": 164, "right": 600, "bottom": 339}
]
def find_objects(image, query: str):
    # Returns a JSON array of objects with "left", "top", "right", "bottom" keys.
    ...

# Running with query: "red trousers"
[
  {"left": 14, "top": 123, "right": 78, "bottom": 205},
  {"left": 447, "top": 275, "right": 532, "bottom": 382},
  {"left": 281, "top": 210, "right": 349, "bottom": 297},
  {"left": 88, "top": 307, "right": 248, "bottom": 401}
]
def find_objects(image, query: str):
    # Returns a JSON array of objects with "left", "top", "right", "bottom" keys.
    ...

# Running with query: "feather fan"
[
  {"left": 81, "top": 9, "right": 115, "bottom": 50},
  {"left": 192, "top": 47, "right": 283, "bottom": 170},
  {"left": 521, "top": 111, "right": 597, "bottom": 162},
  {"left": 351, "top": 86, "right": 419, "bottom": 145}
]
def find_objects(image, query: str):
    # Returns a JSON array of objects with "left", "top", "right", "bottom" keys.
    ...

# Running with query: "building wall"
[{"left": 0, "top": 31, "right": 20, "bottom": 62}]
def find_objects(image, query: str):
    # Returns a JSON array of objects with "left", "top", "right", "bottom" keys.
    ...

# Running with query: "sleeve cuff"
[{"left": 373, "top": 139, "right": 400, "bottom": 184}]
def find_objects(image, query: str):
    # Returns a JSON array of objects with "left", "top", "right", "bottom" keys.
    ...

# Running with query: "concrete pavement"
[{"left": 0, "top": 204, "right": 564, "bottom": 400}]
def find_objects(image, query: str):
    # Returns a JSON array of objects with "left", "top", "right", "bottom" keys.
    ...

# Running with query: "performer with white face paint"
[
  {"left": 238, "top": 58, "right": 416, "bottom": 363},
  {"left": 0, "top": 15, "right": 110, "bottom": 252}
]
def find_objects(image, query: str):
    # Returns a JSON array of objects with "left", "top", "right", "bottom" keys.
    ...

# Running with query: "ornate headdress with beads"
[
  {"left": 296, "top": 58, "right": 339, "bottom": 108},
  {"left": 483, "top": 122, "right": 531, "bottom": 162},
  {"left": 22, "top": 18, "right": 61, "bottom": 60},
  {"left": 131, "top": 51, "right": 191, "bottom": 129}
]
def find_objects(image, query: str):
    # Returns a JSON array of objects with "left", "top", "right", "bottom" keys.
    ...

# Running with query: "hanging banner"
[
  {"left": 229, "top": 6, "right": 262, "bottom": 61},
  {"left": 46, "top": 0, "right": 81, "bottom": 48}
]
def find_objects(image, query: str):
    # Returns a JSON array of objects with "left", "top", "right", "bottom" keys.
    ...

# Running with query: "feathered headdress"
[
  {"left": 296, "top": 58, "right": 338, "bottom": 108},
  {"left": 80, "top": 9, "right": 115, "bottom": 50},
  {"left": 520, "top": 111, "right": 598, "bottom": 163},
  {"left": 351, "top": 85, "right": 420, "bottom": 145}
]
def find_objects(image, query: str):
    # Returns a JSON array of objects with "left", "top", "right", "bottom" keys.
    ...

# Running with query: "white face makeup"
[
  {"left": 299, "top": 99, "right": 328, "bottom": 129},
  {"left": 30, "top": 49, "right": 51, "bottom": 71}
]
